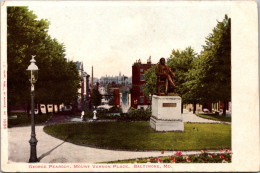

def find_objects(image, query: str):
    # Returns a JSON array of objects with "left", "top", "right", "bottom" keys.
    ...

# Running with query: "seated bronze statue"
[{"left": 155, "top": 57, "right": 177, "bottom": 95}]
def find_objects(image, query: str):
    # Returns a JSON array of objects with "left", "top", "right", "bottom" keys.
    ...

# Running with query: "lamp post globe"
[{"left": 26, "top": 55, "right": 39, "bottom": 162}]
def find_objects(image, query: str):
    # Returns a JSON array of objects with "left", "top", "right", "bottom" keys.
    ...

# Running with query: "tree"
[
  {"left": 143, "top": 66, "right": 157, "bottom": 99},
  {"left": 91, "top": 89, "right": 102, "bottom": 108},
  {"left": 199, "top": 15, "right": 231, "bottom": 115},
  {"left": 182, "top": 15, "right": 231, "bottom": 115},
  {"left": 7, "top": 7, "right": 80, "bottom": 114},
  {"left": 182, "top": 55, "right": 205, "bottom": 112},
  {"left": 7, "top": 7, "right": 50, "bottom": 110},
  {"left": 167, "top": 47, "right": 197, "bottom": 113}
]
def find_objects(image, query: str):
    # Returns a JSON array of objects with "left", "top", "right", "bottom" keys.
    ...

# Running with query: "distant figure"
[
  {"left": 93, "top": 110, "right": 97, "bottom": 120},
  {"left": 155, "top": 57, "right": 177, "bottom": 95},
  {"left": 81, "top": 111, "right": 86, "bottom": 121}
]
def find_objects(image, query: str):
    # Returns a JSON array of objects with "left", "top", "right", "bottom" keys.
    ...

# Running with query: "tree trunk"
[
  {"left": 193, "top": 102, "right": 196, "bottom": 114},
  {"left": 181, "top": 103, "right": 183, "bottom": 114},
  {"left": 53, "top": 104, "right": 56, "bottom": 114},
  {"left": 223, "top": 101, "right": 227, "bottom": 116},
  {"left": 45, "top": 104, "right": 49, "bottom": 114},
  {"left": 38, "top": 104, "right": 42, "bottom": 115}
]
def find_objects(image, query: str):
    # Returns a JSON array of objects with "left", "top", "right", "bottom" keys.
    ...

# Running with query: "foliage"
[
  {"left": 185, "top": 15, "right": 231, "bottom": 105},
  {"left": 182, "top": 56, "right": 204, "bottom": 103},
  {"left": 85, "top": 110, "right": 94, "bottom": 118},
  {"left": 166, "top": 15, "right": 231, "bottom": 115},
  {"left": 108, "top": 106, "right": 122, "bottom": 113},
  {"left": 202, "top": 15, "right": 231, "bottom": 103},
  {"left": 116, "top": 108, "right": 151, "bottom": 121},
  {"left": 104, "top": 150, "right": 231, "bottom": 163},
  {"left": 7, "top": 7, "right": 48, "bottom": 107},
  {"left": 91, "top": 88, "right": 102, "bottom": 108},
  {"left": 44, "top": 122, "right": 231, "bottom": 150},
  {"left": 8, "top": 112, "right": 52, "bottom": 128},
  {"left": 143, "top": 66, "right": 157, "bottom": 98},
  {"left": 108, "top": 97, "right": 114, "bottom": 106},
  {"left": 167, "top": 47, "right": 197, "bottom": 103},
  {"left": 7, "top": 7, "right": 80, "bottom": 111},
  {"left": 87, "top": 108, "right": 150, "bottom": 121},
  {"left": 142, "top": 15, "right": 231, "bottom": 113}
]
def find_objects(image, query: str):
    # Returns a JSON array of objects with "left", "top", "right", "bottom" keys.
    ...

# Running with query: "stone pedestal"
[{"left": 150, "top": 95, "right": 184, "bottom": 131}]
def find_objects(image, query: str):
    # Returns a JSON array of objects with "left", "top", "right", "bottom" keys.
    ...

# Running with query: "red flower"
[
  {"left": 175, "top": 152, "right": 182, "bottom": 156},
  {"left": 171, "top": 156, "right": 175, "bottom": 160},
  {"left": 220, "top": 155, "right": 225, "bottom": 159},
  {"left": 201, "top": 150, "right": 205, "bottom": 153},
  {"left": 186, "top": 158, "right": 191, "bottom": 162},
  {"left": 219, "top": 149, "right": 223, "bottom": 152},
  {"left": 171, "top": 159, "right": 176, "bottom": 163},
  {"left": 225, "top": 148, "right": 230, "bottom": 152},
  {"left": 155, "top": 158, "right": 162, "bottom": 162},
  {"left": 208, "top": 154, "right": 213, "bottom": 158}
]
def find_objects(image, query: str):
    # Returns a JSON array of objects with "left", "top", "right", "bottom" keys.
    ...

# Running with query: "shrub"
[
  {"left": 108, "top": 106, "right": 122, "bottom": 113},
  {"left": 8, "top": 112, "right": 52, "bottom": 128},
  {"left": 119, "top": 109, "right": 151, "bottom": 121},
  {"left": 85, "top": 110, "right": 94, "bottom": 118},
  {"left": 96, "top": 108, "right": 151, "bottom": 121}
]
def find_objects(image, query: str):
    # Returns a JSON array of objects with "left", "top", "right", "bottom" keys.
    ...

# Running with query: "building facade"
[
  {"left": 74, "top": 61, "right": 84, "bottom": 110},
  {"left": 74, "top": 61, "right": 90, "bottom": 111},
  {"left": 131, "top": 58, "right": 154, "bottom": 109}
]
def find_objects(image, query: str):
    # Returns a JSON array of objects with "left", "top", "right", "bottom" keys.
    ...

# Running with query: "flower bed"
[{"left": 105, "top": 149, "right": 231, "bottom": 163}]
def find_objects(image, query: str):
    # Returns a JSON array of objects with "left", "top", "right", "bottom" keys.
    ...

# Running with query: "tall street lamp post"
[{"left": 27, "top": 55, "right": 39, "bottom": 162}]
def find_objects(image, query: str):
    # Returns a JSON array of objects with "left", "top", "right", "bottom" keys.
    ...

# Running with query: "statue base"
[{"left": 150, "top": 95, "right": 184, "bottom": 132}]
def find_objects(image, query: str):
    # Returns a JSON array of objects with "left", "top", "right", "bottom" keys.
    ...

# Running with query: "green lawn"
[
  {"left": 8, "top": 112, "right": 52, "bottom": 128},
  {"left": 44, "top": 121, "right": 231, "bottom": 151},
  {"left": 196, "top": 114, "right": 231, "bottom": 122}
]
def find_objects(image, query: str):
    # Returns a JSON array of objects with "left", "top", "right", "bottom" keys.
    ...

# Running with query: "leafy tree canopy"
[
  {"left": 143, "top": 65, "right": 156, "bottom": 99},
  {"left": 7, "top": 7, "right": 80, "bottom": 110}
]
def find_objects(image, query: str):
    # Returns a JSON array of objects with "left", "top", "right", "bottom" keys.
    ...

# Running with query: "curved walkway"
[
  {"left": 182, "top": 109, "right": 231, "bottom": 124},
  {"left": 7, "top": 111, "right": 230, "bottom": 163}
]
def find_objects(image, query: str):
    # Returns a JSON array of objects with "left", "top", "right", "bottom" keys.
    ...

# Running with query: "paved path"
[
  {"left": 182, "top": 109, "right": 230, "bottom": 124},
  {"left": 7, "top": 110, "right": 230, "bottom": 163}
]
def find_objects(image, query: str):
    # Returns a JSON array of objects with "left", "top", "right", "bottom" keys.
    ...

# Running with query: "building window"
[
  {"left": 140, "top": 74, "right": 145, "bottom": 81},
  {"left": 48, "top": 105, "right": 52, "bottom": 108},
  {"left": 140, "top": 96, "right": 144, "bottom": 104},
  {"left": 140, "top": 68, "right": 144, "bottom": 72},
  {"left": 140, "top": 85, "right": 143, "bottom": 93}
]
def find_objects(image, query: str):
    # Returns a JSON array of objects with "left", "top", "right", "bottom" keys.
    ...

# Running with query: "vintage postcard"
[{"left": 1, "top": 0, "right": 259, "bottom": 172}]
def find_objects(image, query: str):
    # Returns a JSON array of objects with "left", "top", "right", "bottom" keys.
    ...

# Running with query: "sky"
[{"left": 28, "top": 1, "right": 231, "bottom": 78}]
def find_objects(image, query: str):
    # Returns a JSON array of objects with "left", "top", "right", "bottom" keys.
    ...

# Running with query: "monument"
[
  {"left": 150, "top": 57, "right": 184, "bottom": 131},
  {"left": 93, "top": 110, "right": 97, "bottom": 120}
]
